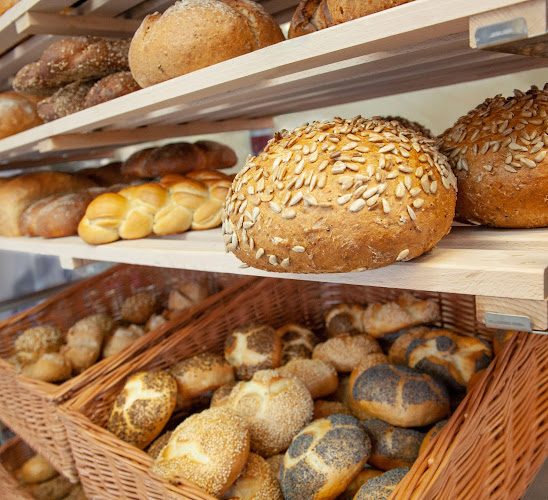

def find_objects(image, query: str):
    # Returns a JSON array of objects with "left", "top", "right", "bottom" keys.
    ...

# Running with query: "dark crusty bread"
[
  {"left": 37, "top": 80, "right": 95, "bottom": 122},
  {"left": 353, "top": 467, "right": 410, "bottom": 500},
  {"left": 0, "top": 91, "right": 42, "bottom": 139},
  {"left": 280, "top": 414, "right": 370, "bottom": 499},
  {"left": 84, "top": 71, "right": 141, "bottom": 108},
  {"left": 77, "top": 162, "right": 140, "bottom": 186}
]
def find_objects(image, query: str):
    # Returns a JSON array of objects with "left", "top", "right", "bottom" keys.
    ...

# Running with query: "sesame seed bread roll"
[
  {"left": 221, "top": 452, "right": 283, "bottom": 499},
  {"left": 361, "top": 418, "right": 424, "bottom": 471},
  {"left": 418, "top": 418, "right": 448, "bottom": 455},
  {"left": 129, "top": 0, "right": 284, "bottom": 88},
  {"left": 211, "top": 381, "right": 238, "bottom": 407},
  {"left": 313, "top": 334, "right": 382, "bottom": 372},
  {"left": 325, "top": 304, "right": 366, "bottom": 337},
  {"left": 152, "top": 407, "right": 250, "bottom": 496},
  {"left": 353, "top": 467, "right": 410, "bottom": 500},
  {"left": 313, "top": 400, "right": 352, "bottom": 420},
  {"left": 278, "top": 358, "right": 338, "bottom": 399},
  {"left": 227, "top": 369, "right": 314, "bottom": 456},
  {"left": 280, "top": 414, "right": 370, "bottom": 500},
  {"left": 266, "top": 453, "right": 285, "bottom": 478},
  {"left": 276, "top": 323, "right": 319, "bottom": 363},
  {"left": 107, "top": 371, "right": 177, "bottom": 449},
  {"left": 222, "top": 116, "right": 457, "bottom": 273},
  {"left": 438, "top": 84, "right": 548, "bottom": 228},
  {"left": 121, "top": 292, "right": 156, "bottom": 324},
  {"left": 225, "top": 323, "right": 283, "bottom": 380}
]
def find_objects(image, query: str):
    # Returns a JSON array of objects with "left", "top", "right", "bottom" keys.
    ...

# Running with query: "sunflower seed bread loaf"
[
  {"left": 437, "top": 84, "right": 548, "bottom": 227},
  {"left": 222, "top": 116, "right": 457, "bottom": 273}
]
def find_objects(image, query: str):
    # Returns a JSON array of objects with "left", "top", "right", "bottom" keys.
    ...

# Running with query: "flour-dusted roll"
[
  {"left": 438, "top": 84, "right": 548, "bottom": 228},
  {"left": 222, "top": 116, "right": 457, "bottom": 273},
  {"left": 20, "top": 352, "right": 72, "bottom": 382},
  {"left": 280, "top": 414, "right": 370, "bottom": 500},
  {"left": 278, "top": 358, "right": 338, "bottom": 399},
  {"left": 353, "top": 467, "right": 410, "bottom": 500},
  {"left": 313, "top": 334, "right": 382, "bottom": 372},
  {"left": 107, "top": 371, "right": 177, "bottom": 449},
  {"left": 276, "top": 323, "right": 319, "bottom": 363},
  {"left": 152, "top": 406, "right": 250, "bottom": 496}
]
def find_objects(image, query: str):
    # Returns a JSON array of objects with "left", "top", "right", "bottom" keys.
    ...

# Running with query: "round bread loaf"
[
  {"left": 224, "top": 323, "right": 282, "bottom": 380},
  {"left": 152, "top": 406, "right": 250, "bottom": 496},
  {"left": 353, "top": 467, "right": 410, "bottom": 500},
  {"left": 278, "top": 358, "right": 338, "bottom": 399},
  {"left": 313, "top": 399, "right": 352, "bottom": 419},
  {"left": 419, "top": 418, "right": 448, "bottom": 455},
  {"left": 437, "top": 84, "right": 548, "bottom": 227},
  {"left": 84, "top": 71, "right": 140, "bottom": 108},
  {"left": 107, "top": 370, "right": 177, "bottom": 449},
  {"left": 169, "top": 352, "right": 234, "bottom": 402},
  {"left": 211, "top": 381, "right": 238, "bottom": 407},
  {"left": 221, "top": 452, "right": 283, "bottom": 499},
  {"left": 16, "top": 454, "right": 57, "bottom": 484},
  {"left": 339, "top": 467, "right": 384, "bottom": 500},
  {"left": 361, "top": 418, "right": 424, "bottom": 471},
  {"left": 0, "top": 91, "right": 42, "bottom": 139},
  {"left": 347, "top": 355, "right": 387, "bottom": 421},
  {"left": 380, "top": 116, "right": 433, "bottom": 139},
  {"left": 147, "top": 430, "right": 173, "bottom": 459},
  {"left": 20, "top": 352, "right": 72, "bottom": 382},
  {"left": 279, "top": 414, "right": 370, "bottom": 500},
  {"left": 121, "top": 292, "right": 156, "bottom": 324},
  {"left": 349, "top": 361, "right": 449, "bottom": 427},
  {"left": 15, "top": 325, "right": 63, "bottom": 366},
  {"left": 325, "top": 304, "right": 366, "bottom": 337},
  {"left": 276, "top": 323, "right": 319, "bottom": 363},
  {"left": 222, "top": 116, "right": 457, "bottom": 273},
  {"left": 227, "top": 369, "right": 314, "bottom": 456},
  {"left": 129, "top": 0, "right": 284, "bottom": 88},
  {"left": 313, "top": 334, "right": 382, "bottom": 372}
]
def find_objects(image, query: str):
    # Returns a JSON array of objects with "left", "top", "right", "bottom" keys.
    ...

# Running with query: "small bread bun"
[
  {"left": 494, "top": 330, "right": 515, "bottom": 356},
  {"left": 265, "top": 453, "right": 284, "bottom": 478},
  {"left": 349, "top": 360, "right": 449, "bottom": 427},
  {"left": 325, "top": 304, "right": 365, "bottom": 337},
  {"left": 25, "top": 475, "right": 73, "bottom": 500},
  {"left": 20, "top": 352, "right": 71, "bottom": 382},
  {"left": 152, "top": 407, "right": 250, "bottom": 496},
  {"left": 227, "top": 369, "right": 314, "bottom": 456},
  {"left": 147, "top": 430, "right": 173, "bottom": 460},
  {"left": 363, "top": 293, "right": 440, "bottom": 338},
  {"left": 170, "top": 352, "right": 235, "bottom": 402},
  {"left": 313, "top": 334, "right": 382, "bottom": 372},
  {"left": 313, "top": 400, "right": 352, "bottom": 420},
  {"left": 146, "top": 313, "right": 168, "bottom": 332},
  {"left": 353, "top": 467, "right": 410, "bottom": 500},
  {"left": 224, "top": 323, "right": 282, "bottom": 380},
  {"left": 223, "top": 116, "right": 457, "bottom": 273},
  {"left": 221, "top": 452, "right": 283, "bottom": 499},
  {"left": 361, "top": 418, "right": 424, "bottom": 471},
  {"left": 376, "top": 325, "right": 433, "bottom": 354},
  {"left": 280, "top": 414, "right": 370, "bottom": 500},
  {"left": 107, "top": 371, "right": 177, "bottom": 449},
  {"left": 339, "top": 467, "right": 384, "bottom": 500},
  {"left": 16, "top": 454, "right": 57, "bottom": 483},
  {"left": 387, "top": 326, "right": 435, "bottom": 365},
  {"left": 276, "top": 323, "right": 319, "bottom": 363},
  {"left": 102, "top": 324, "right": 145, "bottom": 358},
  {"left": 121, "top": 292, "right": 156, "bottom": 324},
  {"left": 278, "top": 358, "right": 338, "bottom": 399},
  {"left": 211, "top": 381, "right": 238, "bottom": 407},
  {"left": 15, "top": 325, "right": 63, "bottom": 366},
  {"left": 419, "top": 418, "right": 448, "bottom": 455},
  {"left": 437, "top": 85, "right": 548, "bottom": 228}
]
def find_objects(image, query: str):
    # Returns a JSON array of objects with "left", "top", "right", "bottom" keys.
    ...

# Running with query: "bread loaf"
[
  {"left": 353, "top": 467, "right": 410, "bottom": 500},
  {"left": 128, "top": 0, "right": 284, "bottom": 88},
  {"left": 14, "top": 325, "right": 63, "bottom": 366},
  {"left": 102, "top": 325, "right": 145, "bottom": 358},
  {"left": 107, "top": 371, "right": 177, "bottom": 449},
  {"left": 278, "top": 358, "right": 338, "bottom": 399},
  {"left": 152, "top": 406, "right": 250, "bottom": 496},
  {"left": 222, "top": 116, "right": 457, "bottom": 273},
  {"left": 16, "top": 454, "right": 57, "bottom": 483},
  {"left": 437, "top": 84, "right": 548, "bottom": 228},
  {"left": 312, "top": 334, "right": 382, "bottom": 372},
  {"left": 37, "top": 80, "right": 95, "bottom": 122},
  {"left": 77, "top": 162, "right": 140, "bottom": 186},
  {"left": 0, "top": 91, "right": 42, "bottom": 139},
  {"left": 13, "top": 37, "right": 131, "bottom": 97},
  {"left": 78, "top": 172, "right": 232, "bottom": 244},
  {"left": 0, "top": 171, "right": 97, "bottom": 236},
  {"left": 84, "top": 71, "right": 141, "bottom": 108},
  {"left": 280, "top": 414, "right": 370, "bottom": 500}
]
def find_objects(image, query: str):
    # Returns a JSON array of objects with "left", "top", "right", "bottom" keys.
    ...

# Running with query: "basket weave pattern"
[
  {"left": 62, "top": 278, "right": 516, "bottom": 500},
  {"left": 0, "top": 437, "right": 36, "bottom": 500},
  {"left": 0, "top": 264, "right": 249, "bottom": 481}
]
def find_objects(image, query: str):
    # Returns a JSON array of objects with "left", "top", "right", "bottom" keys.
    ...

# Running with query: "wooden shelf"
[
  {"left": 0, "top": 0, "right": 547, "bottom": 164},
  {"left": 1, "top": 226, "right": 546, "bottom": 303}
]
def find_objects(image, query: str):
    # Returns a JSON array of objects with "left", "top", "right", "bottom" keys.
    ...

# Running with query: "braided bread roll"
[{"left": 78, "top": 171, "right": 232, "bottom": 244}]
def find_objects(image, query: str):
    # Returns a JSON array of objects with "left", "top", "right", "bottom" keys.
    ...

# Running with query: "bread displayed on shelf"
[
  {"left": 83, "top": 71, "right": 141, "bottom": 108},
  {"left": 128, "top": 0, "right": 285, "bottom": 88},
  {"left": 0, "top": 91, "right": 42, "bottom": 139},
  {"left": 0, "top": 0, "right": 18, "bottom": 16},
  {"left": 78, "top": 170, "right": 232, "bottom": 245},
  {"left": 438, "top": 84, "right": 548, "bottom": 228},
  {"left": 222, "top": 116, "right": 457, "bottom": 273},
  {"left": 36, "top": 80, "right": 95, "bottom": 122},
  {"left": 289, "top": 0, "right": 415, "bottom": 38}
]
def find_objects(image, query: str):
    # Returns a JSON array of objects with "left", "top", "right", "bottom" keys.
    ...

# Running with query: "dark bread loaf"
[
  {"left": 84, "top": 71, "right": 141, "bottom": 108},
  {"left": 353, "top": 467, "right": 410, "bottom": 500},
  {"left": 36, "top": 80, "right": 95, "bottom": 122}
]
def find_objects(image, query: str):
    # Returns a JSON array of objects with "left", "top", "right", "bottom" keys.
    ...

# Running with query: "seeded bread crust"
[
  {"left": 84, "top": 71, "right": 141, "bottom": 108},
  {"left": 313, "top": 334, "right": 382, "bottom": 372},
  {"left": 222, "top": 116, "right": 457, "bottom": 273},
  {"left": 353, "top": 467, "right": 410, "bottom": 500},
  {"left": 438, "top": 84, "right": 548, "bottom": 228},
  {"left": 278, "top": 358, "right": 338, "bottom": 399}
]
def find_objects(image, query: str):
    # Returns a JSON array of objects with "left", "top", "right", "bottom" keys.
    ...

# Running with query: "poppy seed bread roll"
[
  {"left": 276, "top": 323, "right": 319, "bottom": 363},
  {"left": 222, "top": 116, "right": 457, "bottom": 273},
  {"left": 437, "top": 84, "right": 548, "bottom": 228},
  {"left": 353, "top": 467, "right": 410, "bottom": 500}
]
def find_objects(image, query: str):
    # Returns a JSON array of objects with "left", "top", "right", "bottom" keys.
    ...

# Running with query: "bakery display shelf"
[{"left": 1, "top": 0, "right": 548, "bottom": 164}]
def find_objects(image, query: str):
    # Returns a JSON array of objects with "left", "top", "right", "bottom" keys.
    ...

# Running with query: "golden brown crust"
[
  {"left": 278, "top": 358, "right": 338, "bottom": 399},
  {"left": 121, "top": 292, "right": 156, "bottom": 324},
  {"left": 280, "top": 414, "right": 370, "bottom": 499},
  {"left": 83, "top": 71, "right": 140, "bottom": 108},
  {"left": 102, "top": 324, "right": 145, "bottom": 358},
  {"left": 353, "top": 467, "right": 410, "bottom": 500},
  {"left": 327, "top": 0, "right": 415, "bottom": 24},
  {"left": 437, "top": 85, "right": 548, "bottom": 227},
  {"left": 325, "top": 304, "right": 365, "bottom": 337},
  {"left": 223, "top": 116, "right": 456, "bottom": 273},
  {"left": 338, "top": 467, "right": 384, "bottom": 500},
  {"left": 381, "top": 116, "right": 433, "bottom": 139},
  {"left": 152, "top": 406, "right": 250, "bottom": 496},
  {"left": 211, "top": 381, "right": 238, "bottom": 407},
  {"left": 0, "top": 91, "right": 42, "bottom": 139},
  {"left": 147, "top": 430, "right": 173, "bottom": 459},
  {"left": 276, "top": 323, "right": 319, "bottom": 363},
  {"left": 107, "top": 370, "right": 177, "bottom": 449},
  {"left": 14, "top": 325, "right": 63, "bottom": 366},
  {"left": 16, "top": 454, "right": 57, "bottom": 484},
  {"left": 313, "top": 334, "right": 382, "bottom": 372},
  {"left": 313, "top": 399, "right": 352, "bottom": 419},
  {"left": 418, "top": 418, "right": 448, "bottom": 455},
  {"left": 20, "top": 352, "right": 72, "bottom": 382}
]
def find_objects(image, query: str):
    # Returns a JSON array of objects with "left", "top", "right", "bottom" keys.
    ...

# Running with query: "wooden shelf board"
[
  {"left": 2, "top": 226, "right": 546, "bottom": 301},
  {"left": 0, "top": 0, "right": 542, "bottom": 161}
]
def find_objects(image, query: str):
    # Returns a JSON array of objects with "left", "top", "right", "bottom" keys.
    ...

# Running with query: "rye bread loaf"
[{"left": 84, "top": 71, "right": 141, "bottom": 108}]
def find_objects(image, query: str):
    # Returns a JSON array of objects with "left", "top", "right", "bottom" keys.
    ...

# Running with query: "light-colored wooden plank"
[
  {"left": 0, "top": 149, "right": 115, "bottom": 171},
  {"left": 38, "top": 117, "right": 274, "bottom": 152},
  {"left": 476, "top": 296, "right": 548, "bottom": 331},
  {"left": 15, "top": 11, "right": 141, "bottom": 38}
]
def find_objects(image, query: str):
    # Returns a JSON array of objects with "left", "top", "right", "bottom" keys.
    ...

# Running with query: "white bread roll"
[
  {"left": 102, "top": 325, "right": 145, "bottom": 359},
  {"left": 20, "top": 352, "right": 71, "bottom": 382}
]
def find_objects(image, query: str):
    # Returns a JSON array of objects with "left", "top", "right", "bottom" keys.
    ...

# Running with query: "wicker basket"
[
  {"left": 59, "top": 277, "right": 540, "bottom": 500},
  {"left": 0, "top": 264, "right": 254, "bottom": 481},
  {"left": 0, "top": 437, "right": 37, "bottom": 500}
]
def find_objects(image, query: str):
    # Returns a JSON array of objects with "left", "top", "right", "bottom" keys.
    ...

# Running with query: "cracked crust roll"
[{"left": 222, "top": 116, "right": 457, "bottom": 273}]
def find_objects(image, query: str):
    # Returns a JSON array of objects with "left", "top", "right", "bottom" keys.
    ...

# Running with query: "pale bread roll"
[
  {"left": 16, "top": 454, "right": 57, "bottom": 483},
  {"left": 20, "top": 352, "right": 71, "bottom": 382},
  {"left": 14, "top": 325, "right": 63, "bottom": 366},
  {"left": 278, "top": 358, "right": 338, "bottom": 399},
  {"left": 102, "top": 325, "right": 145, "bottom": 358}
]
